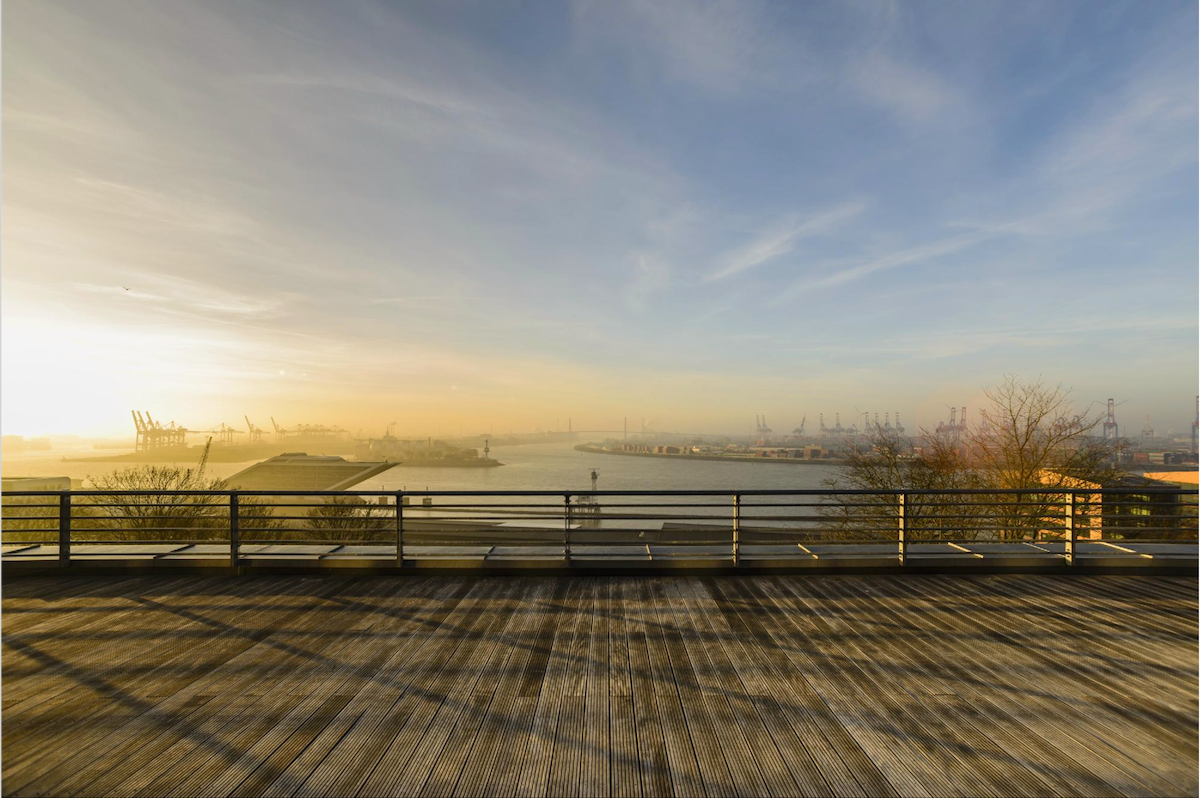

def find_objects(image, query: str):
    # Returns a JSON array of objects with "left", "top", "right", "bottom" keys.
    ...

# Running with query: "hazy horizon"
[{"left": 3, "top": 1, "right": 1197, "bottom": 440}]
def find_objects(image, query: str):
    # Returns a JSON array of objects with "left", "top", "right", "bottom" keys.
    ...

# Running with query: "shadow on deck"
[{"left": 2, "top": 574, "right": 1196, "bottom": 797}]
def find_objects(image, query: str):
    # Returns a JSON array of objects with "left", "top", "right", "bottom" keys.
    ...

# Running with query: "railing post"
[
  {"left": 229, "top": 492, "right": 240, "bottom": 568},
  {"left": 58, "top": 493, "right": 71, "bottom": 567},
  {"left": 732, "top": 493, "right": 741, "bottom": 566},
  {"left": 1064, "top": 492, "right": 1075, "bottom": 566},
  {"left": 396, "top": 492, "right": 404, "bottom": 567},
  {"left": 564, "top": 494, "right": 572, "bottom": 562},
  {"left": 898, "top": 492, "right": 907, "bottom": 566}
]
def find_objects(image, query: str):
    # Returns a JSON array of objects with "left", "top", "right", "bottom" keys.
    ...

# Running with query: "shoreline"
[{"left": 574, "top": 444, "right": 846, "bottom": 466}]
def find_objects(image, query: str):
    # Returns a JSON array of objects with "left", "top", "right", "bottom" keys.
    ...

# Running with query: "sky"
[{"left": 2, "top": 0, "right": 1197, "bottom": 439}]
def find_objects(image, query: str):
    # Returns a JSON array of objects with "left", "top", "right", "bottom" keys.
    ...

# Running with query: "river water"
[{"left": 1, "top": 441, "right": 838, "bottom": 493}]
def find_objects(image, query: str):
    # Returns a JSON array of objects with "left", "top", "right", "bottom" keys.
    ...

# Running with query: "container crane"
[
  {"left": 1103, "top": 398, "right": 1119, "bottom": 440},
  {"left": 245, "top": 416, "right": 266, "bottom": 444}
]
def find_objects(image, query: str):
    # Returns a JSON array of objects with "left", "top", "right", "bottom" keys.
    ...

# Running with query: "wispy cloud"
[
  {"left": 706, "top": 202, "right": 866, "bottom": 282},
  {"left": 626, "top": 254, "right": 672, "bottom": 311},
  {"left": 850, "top": 52, "right": 967, "bottom": 125},
  {"left": 815, "top": 230, "right": 995, "bottom": 289},
  {"left": 2, "top": 0, "right": 1195, "bottom": 435},
  {"left": 367, "top": 295, "right": 483, "bottom": 306},
  {"left": 73, "top": 277, "right": 293, "bottom": 319}
]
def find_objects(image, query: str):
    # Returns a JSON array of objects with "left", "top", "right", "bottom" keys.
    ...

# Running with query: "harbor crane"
[
  {"left": 245, "top": 416, "right": 266, "bottom": 444},
  {"left": 935, "top": 406, "right": 967, "bottom": 441},
  {"left": 1103, "top": 398, "right": 1120, "bottom": 440},
  {"left": 1193, "top": 396, "right": 1198, "bottom": 454},
  {"left": 131, "top": 410, "right": 187, "bottom": 451},
  {"left": 198, "top": 422, "right": 243, "bottom": 446}
]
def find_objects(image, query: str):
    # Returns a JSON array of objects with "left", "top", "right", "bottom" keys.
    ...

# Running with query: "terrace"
[
  {"left": 3, "top": 573, "right": 1195, "bottom": 797},
  {"left": 3, "top": 488, "right": 1196, "bottom": 796}
]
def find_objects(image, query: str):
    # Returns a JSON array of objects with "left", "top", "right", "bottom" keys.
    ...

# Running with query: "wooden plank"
[
  {"left": 305, "top": 579, "right": 546, "bottom": 798},
  {"left": 168, "top": 578, "right": 443, "bottom": 798},
  {"left": 583, "top": 577, "right": 610, "bottom": 798},
  {"left": 347, "top": 579, "right": 519, "bottom": 797},
  {"left": 610, "top": 695, "right": 641, "bottom": 798},
  {"left": 548, "top": 696, "right": 586, "bottom": 797},
  {"left": 2, "top": 574, "right": 1195, "bottom": 798},
  {"left": 512, "top": 579, "right": 590, "bottom": 798},
  {"left": 102, "top": 578, "right": 403, "bottom": 798},
  {"left": 712, "top": 577, "right": 881, "bottom": 798},
  {"left": 701, "top": 578, "right": 862, "bottom": 798},
  {"left": 864, "top": 576, "right": 1160, "bottom": 798},
  {"left": 722, "top": 577, "right": 920, "bottom": 797},
  {"left": 648, "top": 578, "right": 736, "bottom": 798},
  {"left": 483, "top": 696, "right": 540, "bottom": 798},
  {"left": 625, "top": 579, "right": 676, "bottom": 798},
  {"left": 3, "top": 576, "right": 352, "bottom": 795},
  {"left": 858, "top": 575, "right": 1187, "bottom": 797},
  {"left": 447, "top": 579, "right": 551, "bottom": 797},
  {"left": 608, "top": 577, "right": 632, "bottom": 698},
  {"left": 798, "top": 577, "right": 1064, "bottom": 798},
  {"left": 875, "top": 575, "right": 1197, "bottom": 797},
  {"left": 468, "top": 579, "right": 559, "bottom": 798},
  {"left": 668, "top": 580, "right": 785, "bottom": 798},
  {"left": 217, "top": 578, "right": 475, "bottom": 798},
  {"left": 763, "top": 577, "right": 1009, "bottom": 797},
  {"left": 419, "top": 691, "right": 494, "bottom": 796}
]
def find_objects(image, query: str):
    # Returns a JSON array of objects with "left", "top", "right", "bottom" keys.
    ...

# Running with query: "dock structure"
[{"left": 2, "top": 573, "right": 1196, "bottom": 797}]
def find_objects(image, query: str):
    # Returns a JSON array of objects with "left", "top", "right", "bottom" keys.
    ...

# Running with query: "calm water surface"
[{"left": 2, "top": 441, "right": 839, "bottom": 492}]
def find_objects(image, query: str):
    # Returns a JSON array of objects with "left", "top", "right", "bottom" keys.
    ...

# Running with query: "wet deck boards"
[{"left": 2, "top": 574, "right": 1196, "bottom": 797}]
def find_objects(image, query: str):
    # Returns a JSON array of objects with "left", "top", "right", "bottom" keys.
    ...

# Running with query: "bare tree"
[
  {"left": 966, "top": 376, "right": 1121, "bottom": 540},
  {"left": 825, "top": 376, "right": 1122, "bottom": 542},
  {"left": 304, "top": 497, "right": 394, "bottom": 543},
  {"left": 822, "top": 426, "right": 984, "bottom": 542},
  {"left": 970, "top": 376, "right": 1119, "bottom": 488},
  {"left": 0, "top": 495, "right": 93, "bottom": 543},
  {"left": 86, "top": 440, "right": 280, "bottom": 542}
]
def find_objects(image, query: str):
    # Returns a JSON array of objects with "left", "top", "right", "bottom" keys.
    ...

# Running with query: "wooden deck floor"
[{"left": 2, "top": 575, "right": 1196, "bottom": 797}]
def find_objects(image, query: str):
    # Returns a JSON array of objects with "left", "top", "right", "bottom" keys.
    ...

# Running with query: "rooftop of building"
[{"left": 225, "top": 452, "right": 398, "bottom": 491}]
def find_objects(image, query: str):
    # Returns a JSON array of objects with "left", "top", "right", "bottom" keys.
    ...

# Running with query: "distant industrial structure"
[
  {"left": 935, "top": 407, "right": 968, "bottom": 441},
  {"left": 805, "top": 410, "right": 907, "bottom": 440},
  {"left": 270, "top": 417, "right": 350, "bottom": 443},
  {"left": 108, "top": 399, "right": 1198, "bottom": 465},
  {"left": 131, "top": 410, "right": 353, "bottom": 452},
  {"left": 754, "top": 415, "right": 773, "bottom": 439},
  {"left": 1103, "top": 398, "right": 1120, "bottom": 440},
  {"left": 245, "top": 416, "right": 267, "bottom": 444},
  {"left": 131, "top": 410, "right": 188, "bottom": 452}
]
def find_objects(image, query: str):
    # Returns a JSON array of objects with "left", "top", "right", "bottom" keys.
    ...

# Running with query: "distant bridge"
[{"left": 570, "top": 430, "right": 732, "bottom": 439}]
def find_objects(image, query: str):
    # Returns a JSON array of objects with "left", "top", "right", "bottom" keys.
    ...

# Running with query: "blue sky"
[{"left": 2, "top": 0, "right": 1197, "bottom": 437}]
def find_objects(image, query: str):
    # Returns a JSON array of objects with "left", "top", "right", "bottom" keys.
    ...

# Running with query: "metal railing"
[{"left": 1, "top": 487, "right": 1196, "bottom": 569}]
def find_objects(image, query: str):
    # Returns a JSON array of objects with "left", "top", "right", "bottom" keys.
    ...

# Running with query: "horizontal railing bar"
[{"left": 5, "top": 488, "right": 1196, "bottom": 497}]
